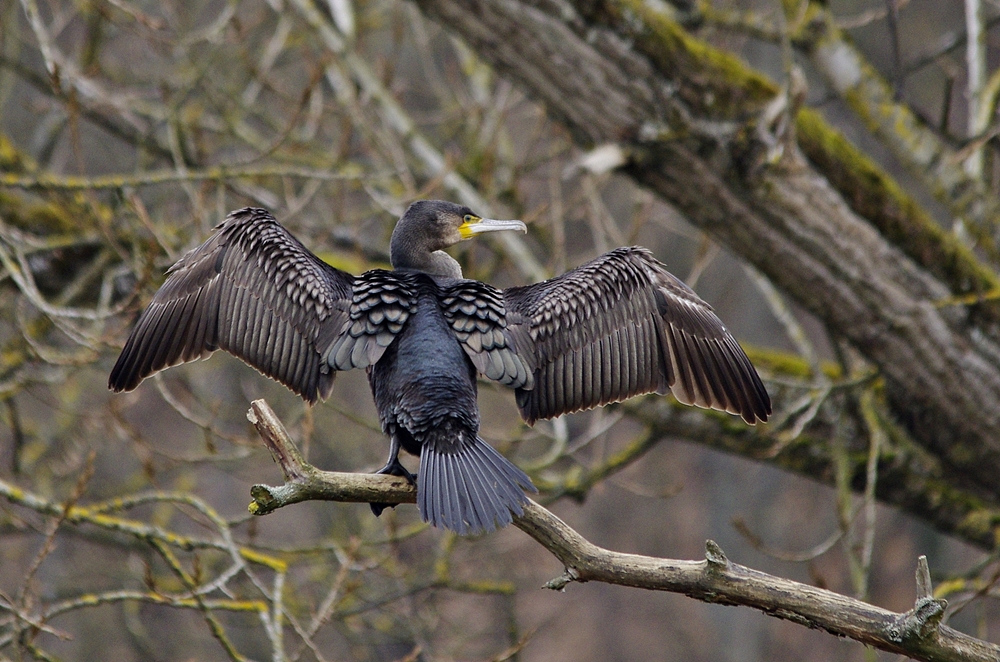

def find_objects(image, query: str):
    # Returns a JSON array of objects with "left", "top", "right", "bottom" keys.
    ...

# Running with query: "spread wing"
[
  {"left": 502, "top": 247, "right": 770, "bottom": 425},
  {"left": 108, "top": 208, "right": 412, "bottom": 403}
]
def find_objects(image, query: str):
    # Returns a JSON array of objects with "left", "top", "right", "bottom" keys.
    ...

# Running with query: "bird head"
[{"left": 391, "top": 200, "right": 526, "bottom": 277}]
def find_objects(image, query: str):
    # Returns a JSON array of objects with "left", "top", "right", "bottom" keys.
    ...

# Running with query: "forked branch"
[{"left": 247, "top": 399, "right": 998, "bottom": 662}]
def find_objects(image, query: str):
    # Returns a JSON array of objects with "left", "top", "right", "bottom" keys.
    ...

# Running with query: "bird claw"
[
  {"left": 373, "top": 457, "right": 417, "bottom": 484},
  {"left": 369, "top": 457, "right": 417, "bottom": 518}
]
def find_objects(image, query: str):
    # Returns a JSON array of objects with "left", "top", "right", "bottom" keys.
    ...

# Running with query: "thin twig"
[{"left": 0, "top": 164, "right": 376, "bottom": 191}]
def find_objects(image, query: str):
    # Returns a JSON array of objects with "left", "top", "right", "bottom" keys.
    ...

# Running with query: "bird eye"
[{"left": 464, "top": 214, "right": 474, "bottom": 223}]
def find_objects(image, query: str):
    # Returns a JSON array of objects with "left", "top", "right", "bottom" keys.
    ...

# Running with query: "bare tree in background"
[{"left": 3, "top": 0, "right": 1000, "bottom": 660}]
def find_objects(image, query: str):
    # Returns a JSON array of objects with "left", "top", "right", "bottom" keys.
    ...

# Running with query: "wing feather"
[
  {"left": 438, "top": 280, "right": 532, "bottom": 388},
  {"left": 505, "top": 247, "right": 770, "bottom": 424},
  {"left": 185, "top": 286, "right": 213, "bottom": 360},
  {"left": 325, "top": 270, "right": 418, "bottom": 372},
  {"left": 609, "top": 333, "right": 621, "bottom": 402}
]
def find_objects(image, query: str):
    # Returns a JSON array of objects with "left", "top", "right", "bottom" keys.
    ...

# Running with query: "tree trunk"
[{"left": 412, "top": 0, "right": 1000, "bottom": 504}]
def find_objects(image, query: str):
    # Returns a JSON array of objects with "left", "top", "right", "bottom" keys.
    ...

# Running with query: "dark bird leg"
[{"left": 370, "top": 432, "right": 417, "bottom": 517}]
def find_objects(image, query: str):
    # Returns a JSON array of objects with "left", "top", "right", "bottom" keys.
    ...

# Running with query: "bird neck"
[
  {"left": 398, "top": 250, "right": 462, "bottom": 279},
  {"left": 391, "top": 236, "right": 463, "bottom": 279}
]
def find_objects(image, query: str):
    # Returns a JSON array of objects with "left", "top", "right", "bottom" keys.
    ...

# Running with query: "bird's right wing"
[{"left": 109, "top": 208, "right": 412, "bottom": 403}]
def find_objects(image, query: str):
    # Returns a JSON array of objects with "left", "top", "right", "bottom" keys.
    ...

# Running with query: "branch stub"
[{"left": 705, "top": 539, "right": 730, "bottom": 569}]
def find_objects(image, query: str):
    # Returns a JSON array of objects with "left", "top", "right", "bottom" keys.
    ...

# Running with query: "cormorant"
[{"left": 109, "top": 201, "right": 770, "bottom": 534}]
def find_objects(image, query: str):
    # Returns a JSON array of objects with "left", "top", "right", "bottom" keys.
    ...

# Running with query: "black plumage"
[{"left": 109, "top": 200, "right": 771, "bottom": 534}]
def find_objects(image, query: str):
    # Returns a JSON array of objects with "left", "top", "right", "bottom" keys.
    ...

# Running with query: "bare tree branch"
[
  {"left": 246, "top": 399, "right": 1000, "bottom": 662},
  {"left": 626, "top": 389, "right": 1000, "bottom": 552}
]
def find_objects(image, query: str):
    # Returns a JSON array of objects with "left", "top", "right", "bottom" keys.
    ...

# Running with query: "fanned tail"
[{"left": 418, "top": 437, "right": 536, "bottom": 535}]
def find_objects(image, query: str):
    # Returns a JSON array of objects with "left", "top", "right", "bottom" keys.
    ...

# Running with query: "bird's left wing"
[
  {"left": 109, "top": 208, "right": 362, "bottom": 403},
  {"left": 502, "top": 247, "right": 770, "bottom": 425}
]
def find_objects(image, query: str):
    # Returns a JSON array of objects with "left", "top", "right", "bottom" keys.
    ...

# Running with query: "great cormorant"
[{"left": 109, "top": 201, "right": 770, "bottom": 534}]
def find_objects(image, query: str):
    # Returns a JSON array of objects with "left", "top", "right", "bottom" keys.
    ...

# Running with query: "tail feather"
[
  {"left": 418, "top": 437, "right": 536, "bottom": 535},
  {"left": 454, "top": 459, "right": 488, "bottom": 533}
]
